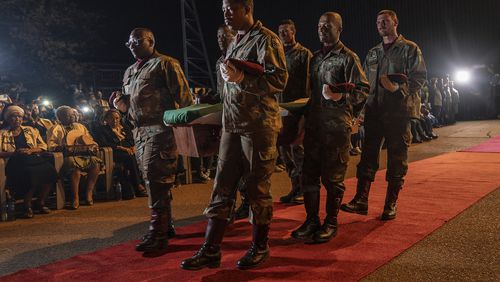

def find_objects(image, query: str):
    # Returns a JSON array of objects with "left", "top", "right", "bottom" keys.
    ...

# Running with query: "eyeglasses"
[{"left": 125, "top": 38, "right": 145, "bottom": 48}]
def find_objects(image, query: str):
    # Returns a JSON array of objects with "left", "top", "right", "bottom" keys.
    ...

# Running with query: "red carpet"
[
  {"left": 2, "top": 152, "right": 500, "bottom": 282},
  {"left": 459, "top": 135, "right": 500, "bottom": 153}
]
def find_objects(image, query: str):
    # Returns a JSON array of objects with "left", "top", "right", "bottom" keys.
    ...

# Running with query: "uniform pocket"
[
  {"left": 123, "top": 76, "right": 132, "bottom": 94},
  {"left": 403, "top": 130, "right": 412, "bottom": 147},
  {"left": 339, "top": 149, "right": 350, "bottom": 164}
]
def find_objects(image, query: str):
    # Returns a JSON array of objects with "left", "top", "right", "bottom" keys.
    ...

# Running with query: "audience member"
[
  {"left": 0, "top": 104, "right": 57, "bottom": 218},
  {"left": 47, "top": 106, "right": 102, "bottom": 210},
  {"left": 92, "top": 109, "right": 147, "bottom": 199},
  {"left": 22, "top": 102, "right": 54, "bottom": 141}
]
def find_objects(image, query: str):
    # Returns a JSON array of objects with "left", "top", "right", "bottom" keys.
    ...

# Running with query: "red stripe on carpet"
[
  {"left": 459, "top": 135, "right": 500, "bottom": 153},
  {"left": 2, "top": 152, "right": 500, "bottom": 282}
]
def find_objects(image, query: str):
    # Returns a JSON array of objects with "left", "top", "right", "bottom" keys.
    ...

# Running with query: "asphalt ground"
[{"left": 1, "top": 120, "right": 499, "bottom": 281}]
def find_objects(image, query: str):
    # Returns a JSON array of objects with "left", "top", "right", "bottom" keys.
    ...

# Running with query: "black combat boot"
[
  {"left": 181, "top": 218, "right": 227, "bottom": 270},
  {"left": 340, "top": 178, "right": 371, "bottom": 215},
  {"left": 381, "top": 182, "right": 402, "bottom": 220},
  {"left": 313, "top": 184, "right": 344, "bottom": 243},
  {"left": 291, "top": 191, "right": 320, "bottom": 239},
  {"left": 135, "top": 208, "right": 169, "bottom": 253},
  {"left": 237, "top": 224, "right": 270, "bottom": 269}
]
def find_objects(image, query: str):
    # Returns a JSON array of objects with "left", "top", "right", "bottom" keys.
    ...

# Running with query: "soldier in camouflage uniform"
[
  {"left": 341, "top": 10, "right": 427, "bottom": 220},
  {"left": 450, "top": 80, "right": 460, "bottom": 124},
  {"left": 216, "top": 24, "right": 250, "bottom": 220},
  {"left": 181, "top": 0, "right": 287, "bottom": 270},
  {"left": 276, "top": 19, "right": 313, "bottom": 205},
  {"left": 215, "top": 25, "right": 236, "bottom": 102},
  {"left": 291, "top": 12, "right": 369, "bottom": 244},
  {"left": 113, "top": 28, "right": 193, "bottom": 254}
]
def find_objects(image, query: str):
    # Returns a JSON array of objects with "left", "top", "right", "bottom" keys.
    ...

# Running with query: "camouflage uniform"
[
  {"left": 215, "top": 56, "right": 225, "bottom": 103},
  {"left": 216, "top": 55, "right": 248, "bottom": 217},
  {"left": 357, "top": 35, "right": 427, "bottom": 186},
  {"left": 443, "top": 85, "right": 452, "bottom": 124},
  {"left": 122, "top": 51, "right": 193, "bottom": 244},
  {"left": 429, "top": 81, "right": 443, "bottom": 123},
  {"left": 300, "top": 41, "right": 368, "bottom": 232},
  {"left": 278, "top": 42, "right": 312, "bottom": 202},
  {"left": 279, "top": 43, "right": 312, "bottom": 103},
  {"left": 341, "top": 35, "right": 426, "bottom": 221},
  {"left": 450, "top": 86, "right": 460, "bottom": 123},
  {"left": 204, "top": 21, "right": 288, "bottom": 225}
]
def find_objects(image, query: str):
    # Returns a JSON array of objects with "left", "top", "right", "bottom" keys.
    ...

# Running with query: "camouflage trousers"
[
  {"left": 302, "top": 124, "right": 350, "bottom": 194},
  {"left": 279, "top": 144, "right": 304, "bottom": 192},
  {"left": 133, "top": 124, "right": 178, "bottom": 209},
  {"left": 356, "top": 112, "right": 411, "bottom": 186},
  {"left": 204, "top": 130, "right": 277, "bottom": 225}
]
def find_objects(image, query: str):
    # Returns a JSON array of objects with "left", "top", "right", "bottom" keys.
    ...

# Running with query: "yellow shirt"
[
  {"left": 46, "top": 122, "right": 94, "bottom": 151},
  {"left": 0, "top": 126, "right": 48, "bottom": 152}
]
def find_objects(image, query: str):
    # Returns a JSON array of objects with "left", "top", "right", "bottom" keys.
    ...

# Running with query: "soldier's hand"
[
  {"left": 357, "top": 114, "right": 364, "bottom": 124},
  {"left": 322, "top": 84, "right": 343, "bottom": 101},
  {"left": 220, "top": 61, "right": 244, "bottom": 84},
  {"left": 111, "top": 90, "right": 122, "bottom": 98},
  {"left": 379, "top": 75, "right": 400, "bottom": 93},
  {"left": 112, "top": 92, "right": 129, "bottom": 113}
]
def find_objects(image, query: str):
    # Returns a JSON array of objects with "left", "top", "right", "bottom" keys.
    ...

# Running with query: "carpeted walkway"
[
  {"left": 459, "top": 135, "right": 500, "bottom": 153},
  {"left": 2, "top": 150, "right": 500, "bottom": 281}
]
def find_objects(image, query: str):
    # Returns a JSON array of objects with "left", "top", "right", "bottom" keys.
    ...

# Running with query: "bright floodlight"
[
  {"left": 82, "top": 106, "right": 90, "bottom": 113},
  {"left": 42, "top": 100, "right": 51, "bottom": 106},
  {"left": 455, "top": 70, "right": 471, "bottom": 83}
]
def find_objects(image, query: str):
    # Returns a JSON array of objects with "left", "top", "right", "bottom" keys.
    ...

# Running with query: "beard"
[{"left": 378, "top": 27, "right": 396, "bottom": 37}]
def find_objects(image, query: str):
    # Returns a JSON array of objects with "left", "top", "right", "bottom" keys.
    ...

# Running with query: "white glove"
[
  {"left": 220, "top": 61, "right": 244, "bottom": 83},
  {"left": 379, "top": 75, "right": 400, "bottom": 93},
  {"left": 322, "top": 84, "right": 343, "bottom": 101}
]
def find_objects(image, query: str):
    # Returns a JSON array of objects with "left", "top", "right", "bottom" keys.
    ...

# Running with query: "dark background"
[
  {"left": 90, "top": 0, "right": 500, "bottom": 76},
  {"left": 1, "top": 0, "right": 499, "bottom": 101}
]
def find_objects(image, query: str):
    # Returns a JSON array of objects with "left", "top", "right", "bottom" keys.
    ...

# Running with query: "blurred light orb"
[{"left": 455, "top": 70, "right": 471, "bottom": 83}]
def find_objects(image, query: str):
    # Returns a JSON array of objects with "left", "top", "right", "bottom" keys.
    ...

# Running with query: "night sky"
[
  {"left": 85, "top": 0, "right": 500, "bottom": 77},
  {"left": 1, "top": 0, "right": 499, "bottom": 99}
]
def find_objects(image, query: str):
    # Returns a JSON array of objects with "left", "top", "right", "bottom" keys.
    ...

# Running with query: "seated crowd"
[{"left": 0, "top": 91, "right": 148, "bottom": 219}]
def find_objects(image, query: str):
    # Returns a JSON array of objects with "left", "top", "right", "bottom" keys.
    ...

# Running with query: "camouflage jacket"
[
  {"left": 215, "top": 56, "right": 225, "bottom": 103},
  {"left": 222, "top": 21, "right": 288, "bottom": 133},
  {"left": 363, "top": 35, "right": 427, "bottom": 119},
  {"left": 122, "top": 51, "right": 193, "bottom": 128},
  {"left": 451, "top": 87, "right": 460, "bottom": 104},
  {"left": 429, "top": 84, "right": 442, "bottom": 107},
  {"left": 280, "top": 42, "right": 312, "bottom": 103},
  {"left": 307, "top": 41, "right": 369, "bottom": 131},
  {"left": 442, "top": 86, "right": 452, "bottom": 104}
]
